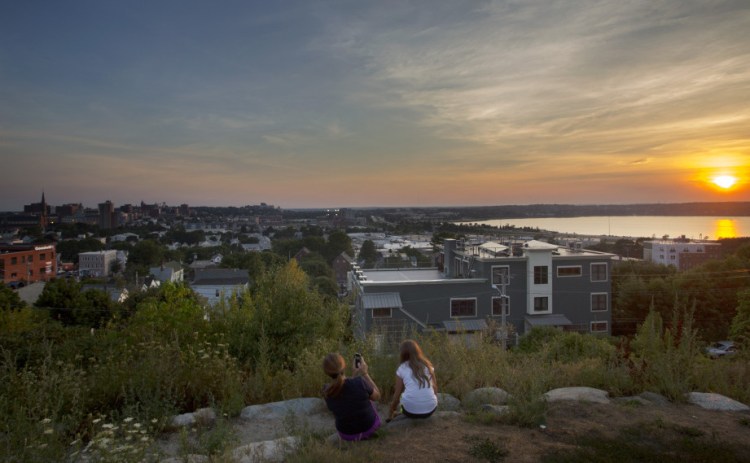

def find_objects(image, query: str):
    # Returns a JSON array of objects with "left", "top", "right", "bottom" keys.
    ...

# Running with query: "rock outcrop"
[{"left": 160, "top": 388, "right": 748, "bottom": 462}]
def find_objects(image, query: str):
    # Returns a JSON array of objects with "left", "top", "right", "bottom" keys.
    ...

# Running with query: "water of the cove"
[{"left": 459, "top": 216, "right": 749, "bottom": 239}]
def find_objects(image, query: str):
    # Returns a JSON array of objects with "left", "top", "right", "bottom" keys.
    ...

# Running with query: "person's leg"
[{"left": 338, "top": 404, "right": 382, "bottom": 441}]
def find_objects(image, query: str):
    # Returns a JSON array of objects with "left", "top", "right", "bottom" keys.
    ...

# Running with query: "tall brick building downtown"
[{"left": 0, "top": 244, "right": 57, "bottom": 285}]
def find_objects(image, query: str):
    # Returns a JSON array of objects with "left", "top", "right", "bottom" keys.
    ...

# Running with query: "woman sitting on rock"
[
  {"left": 322, "top": 352, "right": 382, "bottom": 441},
  {"left": 389, "top": 339, "right": 438, "bottom": 420}
]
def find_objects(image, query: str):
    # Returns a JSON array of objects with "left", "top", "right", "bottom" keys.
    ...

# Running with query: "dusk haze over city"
[
  {"left": 4, "top": 2, "right": 750, "bottom": 460},
  {"left": 2, "top": 0, "right": 749, "bottom": 209}
]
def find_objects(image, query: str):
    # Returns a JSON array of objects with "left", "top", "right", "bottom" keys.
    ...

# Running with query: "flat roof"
[{"left": 361, "top": 268, "right": 447, "bottom": 283}]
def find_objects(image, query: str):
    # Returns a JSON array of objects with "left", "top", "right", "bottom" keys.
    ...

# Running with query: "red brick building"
[{"left": 0, "top": 244, "right": 57, "bottom": 285}]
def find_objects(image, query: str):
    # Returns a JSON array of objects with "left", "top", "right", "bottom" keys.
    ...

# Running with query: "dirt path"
[{"left": 356, "top": 402, "right": 750, "bottom": 462}]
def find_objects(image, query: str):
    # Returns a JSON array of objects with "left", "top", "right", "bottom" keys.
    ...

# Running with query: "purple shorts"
[{"left": 338, "top": 402, "right": 382, "bottom": 441}]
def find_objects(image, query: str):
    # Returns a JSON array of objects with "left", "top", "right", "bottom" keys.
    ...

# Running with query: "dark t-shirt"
[{"left": 324, "top": 376, "right": 376, "bottom": 435}]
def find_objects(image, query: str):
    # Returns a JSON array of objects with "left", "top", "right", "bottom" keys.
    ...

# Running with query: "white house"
[
  {"left": 149, "top": 261, "right": 185, "bottom": 283},
  {"left": 78, "top": 250, "right": 118, "bottom": 278},
  {"left": 191, "top": 268, "right": 249, "bottom": 305}
]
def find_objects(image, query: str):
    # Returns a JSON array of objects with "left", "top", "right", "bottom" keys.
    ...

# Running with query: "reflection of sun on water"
[{"left": 714, "top": 219, "right": 738, "bottom": 238}]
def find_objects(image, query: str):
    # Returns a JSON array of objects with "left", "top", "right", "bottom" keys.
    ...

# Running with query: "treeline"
[{"left": 612, "top": 244, "right": 750, "bottom": 340}]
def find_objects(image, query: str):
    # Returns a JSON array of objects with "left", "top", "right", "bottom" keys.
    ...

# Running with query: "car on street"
[{"left": 705, "top": 341, "right": 736, "bottom": 358}]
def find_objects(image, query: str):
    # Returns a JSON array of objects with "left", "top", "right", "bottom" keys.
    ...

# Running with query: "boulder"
[
  {"left": 436, "top": 393, "right": 461, "bottom": 411},
  {"left": 544, "top": 387, "right": 610, "bottom": 404},
  {"left": 463, "top": 387, "right": 511, "bottom": 408},
  {"left": 161, "top": 455, "right": 209, "bottom": 463},
  {"left": 240, "top": 398, "right": 326, "bottom": 421},
  {"left": 232, "top": 436, "right": 301, "bottom": 463},
  {"left": 481, "top": 404, "right": 510, "bottom": 416},
  {"left": 170, "top": 407, "right": 216, "bottom": 429},
  {"left": 639, "top": 391, "right": 671, "bottom": 406},
  {"left": 686, "top": 392, "right": 750, "bottom": 412}
]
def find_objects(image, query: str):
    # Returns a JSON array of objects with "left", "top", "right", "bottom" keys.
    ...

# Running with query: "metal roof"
[
  {"left": 442, "top": 318, "right": 488, "bottom": 332},
  {"left": 524, "top": 314, "right": 573, "bottom": 326},
  {"left": 362, "top": 292, "right": 403, "bottom": 309}
]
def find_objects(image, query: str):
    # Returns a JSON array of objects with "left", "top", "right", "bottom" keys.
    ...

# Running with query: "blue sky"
[{"left": 1, "top": 0, "right": 749, "bottom": 209}]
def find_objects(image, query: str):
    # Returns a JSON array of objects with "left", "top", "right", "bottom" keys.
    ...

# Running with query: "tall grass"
[{"left": 1, "top": 281, "right": 748, "bottom": 461}]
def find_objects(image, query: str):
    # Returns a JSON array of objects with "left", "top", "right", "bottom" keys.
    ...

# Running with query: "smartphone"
[{"left": 354, "top": 353, "right": 362, "bottom": 369}]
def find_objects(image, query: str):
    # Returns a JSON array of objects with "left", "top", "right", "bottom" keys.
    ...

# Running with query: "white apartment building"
[
  {"left": 78, "top": 250, "right": 118, "bottom": 277},
  {"left": 643, "top": 240, "right": 722, "bottom": 270}
]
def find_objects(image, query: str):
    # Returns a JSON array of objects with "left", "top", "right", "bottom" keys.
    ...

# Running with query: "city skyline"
[{"left": 1, "top": 1, "right": 749, "bottom": 210}]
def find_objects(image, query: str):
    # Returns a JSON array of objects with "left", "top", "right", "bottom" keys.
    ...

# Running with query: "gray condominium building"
[{"left": 351, "top": 239, "right": 612, "bottom": 341}]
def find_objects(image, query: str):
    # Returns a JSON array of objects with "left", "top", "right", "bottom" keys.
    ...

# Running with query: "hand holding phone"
[{"left": 354, "top": 353, "right": 362, "bottom": 369}]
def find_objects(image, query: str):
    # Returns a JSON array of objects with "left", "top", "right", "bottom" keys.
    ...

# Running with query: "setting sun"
[{"left": 712, "top": 175, "right": 737, "bottom": 189}]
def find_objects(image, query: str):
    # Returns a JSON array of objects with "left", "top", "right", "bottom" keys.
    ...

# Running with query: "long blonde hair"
[
  {"left": 322, "top": 353, "right": 346, "bottom": 398},
  {"left": 400, "top": 339, "right": 434, "bottom": 388}
]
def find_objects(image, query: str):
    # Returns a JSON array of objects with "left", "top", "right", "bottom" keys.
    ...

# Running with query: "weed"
[
  {"left": 542, "top": 420, "right": 747, "bottom": 463},
  {"left": 465, "top": 435, "right": 509, "bottom": 463}
]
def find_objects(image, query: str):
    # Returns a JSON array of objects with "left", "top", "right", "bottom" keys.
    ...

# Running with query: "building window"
[
  {"left": 590, "top": 263, "right": 608, "bottom": 282},
  {"left": 29, "top": 270, "right": 33, "bottom": 276},
  {"left": 591, "top": 321, "right": 608, "bottom": 333},
  {"left": 11, "top": 257, "right": 17, "bottom": 265},
  {"left": 491, "top": 266, "right": 509, "bottom": 286},
  {"left": 557, "top": 266, "right": 582, "bottom": 277},
  {"left": 450, "top": 298, "right": 477, "bottom": 317},
  {"left": 372, "top": 308, "right": 392, "bottom": 318},
  {"left": 670, "top": 255, "right": 676, "bottom": 260},
  {"left": 492, "top": 296, "right": 510, "bottom": 316},
  {"left": 591, "top": 293, "right": 608, "bottom": 312},
  {"left": 28, "top": 255, "right": 33, "bottom": 263},
  {"left": 534, "top": 266, "right": 548, "bottom": 284},
  {"left": 40, "top": 253, "right": 46, "bottom": 260},
  {"left": 533, "top": 296, "right": 549, "bottom": 312}
]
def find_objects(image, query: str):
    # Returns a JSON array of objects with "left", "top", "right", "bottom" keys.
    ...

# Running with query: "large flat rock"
[
  {"left": 544, "top": 387, "right": 610, "bottom": 404},
  {"left": 687, "top": 392, "right": 750, "bottom": 412}
]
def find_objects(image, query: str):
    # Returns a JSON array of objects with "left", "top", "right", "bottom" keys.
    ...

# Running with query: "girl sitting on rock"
[
  {"left": 389, "top": 339, "right": 438, "bottom": 421},
  {"left": 322, "top": 352, "right": 382, "bottom": 441}
]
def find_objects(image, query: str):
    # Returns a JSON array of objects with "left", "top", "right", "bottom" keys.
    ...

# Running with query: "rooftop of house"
[{"left": 192, "top": 268, "right": 249, "bottom": 285}]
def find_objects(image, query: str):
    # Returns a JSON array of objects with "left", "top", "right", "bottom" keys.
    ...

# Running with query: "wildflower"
[
  {"left": 133, "top": 423, "right": 141, "bottom": 428},
  {"left": 141, "top": 437, "right": 149, "bottom": 442},
  {"left": 151, "top": 418, "right": 158, "bottom": 424},
  {"left": 41, "top": 418, "right": 52, "bottom": 424},
  {"left": 92, "top": 418, "right": 102, "bottom": 424},
  {"left": 44, "top": 428, "right": 54, "bottom": 435},
  {"left": 102, "top": 423, "right": 114, "bottom": 429},
  {"left": 38, "top": 443, "right": 48, "bottom": 449},
  {"left": 123, "top": 417, "right": 134, "bottom": 423}
]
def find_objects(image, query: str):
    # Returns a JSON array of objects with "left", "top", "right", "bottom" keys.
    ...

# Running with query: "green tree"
[
  {"left": 324, "top": 230, "right": 354, "bottom": 262},
  {"left": 730, "top": 289, "right": 750, "bottom": 350},
  {"left": 0, "top": 286, "right": 26, "bottom": 311},
  {"left": 358, "top": 239, "right": 378, "bottom": 268},
  {"left": 55, "top": 237, "right": 105, "bottom": 263},
  {"left": 217, "top": 261, "right": 348, "bottom": 369}
]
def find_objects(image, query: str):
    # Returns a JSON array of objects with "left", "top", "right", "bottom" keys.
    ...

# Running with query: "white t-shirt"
[{"left": 396, "top": 361, "right": 438, "bottom": 414}]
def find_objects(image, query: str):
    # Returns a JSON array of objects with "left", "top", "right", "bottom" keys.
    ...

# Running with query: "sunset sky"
[{"left": 1, "top": 0, "right": 749, "bottom": 210}]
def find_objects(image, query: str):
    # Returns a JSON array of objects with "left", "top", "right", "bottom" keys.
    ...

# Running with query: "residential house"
[
  {"left": 191, "top": 268, "right": 250, "bottom": 305},
  {"left": 149, "top": 261, "right": 185, "bottom": 283},
  {"left": 332, "top": 252, "right": 354, "bottom": 291},
  {"left": 351, "top": 239, "right": 613, "bottom": 343},
  {"left": 78, "top": 250, "right": 118, "bottom": 278},
  {"left": 81, "top": 284, "right": 130, "bottom": 304}
]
